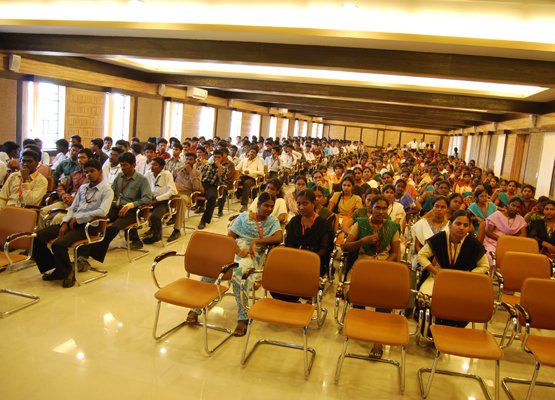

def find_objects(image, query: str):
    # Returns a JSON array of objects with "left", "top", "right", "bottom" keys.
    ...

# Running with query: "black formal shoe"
[
  {"left": 143, "top": 235, "right": 161, "bottom": 245},
  {"left": 142, "top": 228, "right": 154, "bottom": 237},
  {"left": 42, "top": 272, "right": 63, "bottom": 281},
  {"left": 77, "top": 257, "right": 91, "bottom": 272},
  {"left": 217, "top": 210, "right": 224, "bottom": 217},
  {"left": 165, "top": 216, "right": 176, "bottom": 226},
  {"left": 197, "top": 222, "right": 206, "bottom": 230},
  {"left": 194, "top": 207, "right": 205, "bottom": 214},
  {"left": 129, "top": 240, "right": 144, "bottom": 250},
  {"left": 167, "top": 230, "right": 181, "bottom": 242},
  {"left": 62, "top": 276, "right": 76, "bottom": 288}
]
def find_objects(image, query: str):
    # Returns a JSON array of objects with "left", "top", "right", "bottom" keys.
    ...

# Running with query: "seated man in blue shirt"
[{"left": 33, "top": 159, "right": 114, "bottom": 288}]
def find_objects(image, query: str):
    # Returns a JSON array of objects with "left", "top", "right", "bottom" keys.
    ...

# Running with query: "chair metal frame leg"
[
  {"left": 418, "top": 352, "right": 500, "bottom": 400},
  {"left": 73, "top": 243, "right": 107, "bottom": 286},
  {"left": 152, "top": 302, "right": 234, "bottom": 355},
  {"left": 0, "top": 288, "right": 40, "bottom": 318},
  {"left": 503, "top": 362, "right": 555, "bottom": 400},
  {"left": 240, "top": 320, "right": 316, "bottom": 379},
  {"left": 335, "top": 337, "right": 406, "bottom": 394}
]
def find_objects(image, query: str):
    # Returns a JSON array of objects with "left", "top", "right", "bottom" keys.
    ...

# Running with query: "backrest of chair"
[
  {"left": 262, "top": 247, "right": 320, "bottom": 298},
  {"left": 521, "top": 278, "right": 555, "bottom": 330},
  {"left": 349, "top": 260, "right": 410, "bottom": 310},
  {"left": 496, "top": 236, "right": 538, "bottom": 267},
  {"left": 431, "top": 269, "right": 494, "bottom": 323},
  {"left": 184, "top": 231, "right": 237, "bottom": 280},
  {"left": 501, "top": 252, "right": 552, "bottom": 292},
  {"left": 0, "top": 206, "right": 37, "bottom": 249}
]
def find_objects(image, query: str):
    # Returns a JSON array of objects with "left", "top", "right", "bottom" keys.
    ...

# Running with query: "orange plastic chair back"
[
  {"left": 496, "top": 236, "right": 538, "bottom": 267},
  {"left": 349, "top": 260, "right": 410, "bottom": 310},
  {"left": 521, "top": 278, "right": 555, "bottom": 330},
  {"left": 184, "top": 231, "right": 237, "bottom": 280},
  {"left": 262, "top": 247, "right": 320, "bottom": 298},
  {"left": 432, "top": 269, "right": 494, "bottom": 323},
  {"left": 501, "top": 251, "right": 551, "bottom": 292},
  {"left": 0, "top": 206, "right": 37, "bottom": 249}
]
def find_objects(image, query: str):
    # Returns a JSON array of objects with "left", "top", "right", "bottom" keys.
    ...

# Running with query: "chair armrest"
[
  {"left": 239, "top": 268, "right": 264, "bottom": 310},
  {"left": 150, "top": 251, "right": 185, "bottom": 288},
  {"left": 515, "top": 303, "right": 531, "bottom": 324},
  {"left": 4, "top": 232, "right": 36, "bottom": 252},
  {"left": 334, "top": 281, "right": 350, "bottom": 326},
  {"left": 47, "top": 208, "right": 68, "bottom": 217},
  {"left": 84, "top": 217, "right": 110, "bottom": 243},
  {"left": 135, "top": 205, "right": 153, "bottom": 224},
  {"left": 500, "top": 301, "right": 517, "bottom": 318},
  {"left": 215, "top": 262, "right": 239, "bottom": 286}
]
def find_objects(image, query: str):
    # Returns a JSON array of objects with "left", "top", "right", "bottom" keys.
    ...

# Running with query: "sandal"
[
  {"left": 369, "top": 344, "right": 384, "bottom": 359},
  {"left": 186, "top": 310, "right": 199, "bottom": 325},
  {"left": 233, "top": 320, "right": 249, "bottom": 337}
]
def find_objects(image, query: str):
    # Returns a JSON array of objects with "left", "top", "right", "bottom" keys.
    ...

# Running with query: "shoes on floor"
[
  {"left": 142, "top": 228, "right": 154, "bottom": 237},
  {"left": 217, "top": 210, "right": 224, "bottom": 217},
  {"left": 142, "top": 235, "right": 161, "bottom": 245},
  {"left": 167, "top": 230, "right": 181, "bottom": 242},
  {"left": 194, "top": 207, "right": 205, "bottom": 214},
  {"left": 197, "top": 222, "right": 206, "bottom": 230},
  {"left": 186, "top": 310, "right": 199, "bottom": 325},
  {"left": 165, "top": 216, "right": 176, "bottom": 226},
  {"left": 129, "top": 240, "right": 144, "bottom": 250},
  {"left": 77, "top": 256, "right": 91, "bottom": 272},
  {"left": 42, "top": 272, "right": 63, "bottom": 281},
  {"left": 240, "top": 205, "right": 248, "bottom": 212},
  {"left": 62, "top": 276, "right": 76, "bottom": 288}
]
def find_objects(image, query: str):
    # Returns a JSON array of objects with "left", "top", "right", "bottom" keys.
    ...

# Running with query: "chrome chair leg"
[
  {"left": 334, "top": 337, "right": 349, "bottom": 383},
  {"left": 502, "top": 362, "right": 555, "bottom": 400},
  {"left": 0, "top": 288, "right": 40, "bottom": 318}
]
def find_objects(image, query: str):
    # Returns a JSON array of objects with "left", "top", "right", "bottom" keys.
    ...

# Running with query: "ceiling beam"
[
  {"left": 1, "top": 33, "right": 555, "bottom": 86},
  {"left": 321, "top": 115, "right": 455, "bottom": 131},
  {"left": 220, "top": 91, "right": 506, "bottom": 123},
  {"left": 159, "top": 75, "right": 545, "bottom": 114}
]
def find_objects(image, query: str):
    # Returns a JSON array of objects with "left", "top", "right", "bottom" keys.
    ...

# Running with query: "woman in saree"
[
  {"left": 187, "top": 192, "right": 283, "bottom": 337},
  {"left": 483, "top": 196, "right": 527, "bottom": 264},
  {"left": 494, "top": 179, "right": 519, "bottom": 209},
  {"left": 328, "top": 175, "right": 363, "bottom": 233},
  {"left": 249, "top": 178, "right": 288, "bottom": 225},
  {"left": 527, "top": 199, "right": 555, "bottom": 258},
  {"left": 467, "top": 188, "right": 497, "bottom": 234},
  {"left": 410, "top": 196, "right": 449, "bottom": 268}
]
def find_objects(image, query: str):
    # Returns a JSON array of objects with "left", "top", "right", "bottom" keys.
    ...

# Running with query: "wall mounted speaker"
[{"left": 8, "top": 54, "right": 21, "bottom": 72}]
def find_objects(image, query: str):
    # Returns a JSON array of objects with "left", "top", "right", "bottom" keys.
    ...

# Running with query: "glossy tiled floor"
[{"left": 1, "top": 203, "right": 554, "bottom": 400}]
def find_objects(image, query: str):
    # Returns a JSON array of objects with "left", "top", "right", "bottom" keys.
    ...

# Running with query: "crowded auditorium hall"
[{"left": 1, "top": 1, "right": 555, "bottom": 399}]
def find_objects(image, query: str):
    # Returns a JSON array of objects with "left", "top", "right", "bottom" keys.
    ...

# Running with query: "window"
[
  {"left": 199, "top": 106, "right": 216, "bottom": 139},
  {"left": 163, "top": 101, "right": 183, "bottom": 139},
  {"left": 23, "top": 81, "right": 66, "bottom": 150},
  {"left": 299, "top": 120, "right": 308, "bottom": 137},
  {"left": 269, "top": 116, "right": 277, "bottom": 139},
  {"left": 280, "top": 118, "right": 289, "bottom": 139},
  {"left": 293, "top": 119, "right": 299, "bottom": 136},
  {"left": 249, "top": 113, "right": 261, "bottom": 138},
  {"left": 230, "top": 110, "right": 242, "bottom": 140},
  {"left": 104, "top": 92, "right": 131, "bottom": 141}
]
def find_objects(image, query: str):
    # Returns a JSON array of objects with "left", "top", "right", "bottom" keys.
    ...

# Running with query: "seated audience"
[{"left": 0, "top": 149, "right": 48, "bottom": 208}]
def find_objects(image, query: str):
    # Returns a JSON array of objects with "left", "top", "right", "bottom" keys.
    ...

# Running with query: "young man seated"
[
  {"left": 0, "top": 149, "right": 48, "bottom": 209},
  {"left": 33, "top": 160, "right": 114, "bottom": 288},
  {"left": 143, "top": 157, "right": 177, "bottom": 244},
  {"left": 79, "top": 152, "right": 152, "bottom": 263}
]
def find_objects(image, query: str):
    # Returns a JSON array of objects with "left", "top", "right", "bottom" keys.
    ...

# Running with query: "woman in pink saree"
[{"left": 483, "top": 196, "right": 527, "bottom": 264}]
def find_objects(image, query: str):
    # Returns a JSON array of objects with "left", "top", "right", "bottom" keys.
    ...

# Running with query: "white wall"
[
  {"left": 493, "top": 134, "right": 506, "bottom": 177},
  {"left": 536, "top": 131, "right": 555, "bottom": 197}
]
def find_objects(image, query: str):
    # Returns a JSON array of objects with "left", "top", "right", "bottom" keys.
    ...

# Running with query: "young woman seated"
[
  {"left": 467, "top": 187, "right": 497, "bottom": 234},
  {"left": 249, "top": 178, "right": 288, "bottom": 225},
  {"left": 416, "top": 210, "right": 489, "bottom": 327},
  {"left": 328, "top": 175, "right": 363, "bottom": 234},
  {"left": 186, "top": 192, "right": 283, "bottom": 337},
  {"left": 284, "top": 175, "right": 308, "bottom": 216},
  {"left": 527, "top": 199, "right": 555, "bottom": 258},
  {"left": 271, "top": 189, "right": 334, "bottom": 303}
]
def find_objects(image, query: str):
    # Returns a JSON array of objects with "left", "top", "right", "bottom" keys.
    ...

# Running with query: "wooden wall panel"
[
  {"left": 64, "top": 88, "right": 104, "bottom": 142},
  {"left": 323, "top": 124, "right": 330, "bottom": 139},
  {"left": 425, "top": 134, "right": 442, "bottom": 150},
  {"left": 383, "top": 130, "right": 401, "bottom": 148},
  {"left": 216, "top": 108, "right": 231, "bottom": 139},
  {"left": 502, "top": 134, "right": 516, "bottom": 178},
  {"left": 401, "top": 132, "right": 423, "bottom": 147},
  {"left": 135, "top": 97, "right": 163, "bottom": 140},
  {"left": 486, "top": 135, "right": 498, "bottom": 172},
  {"left": 361, "top": 128, "right": 378, "bottom": 147},
  {"left": 0, "top": 78, "right": 17, "bottom": 144},
  {"left": 522, "top": 132, "right": 544, "bottom": 186},
  {"left": 240, "top": 112, "right": 259, "bottom": 138},
  {"left": 329, "top": 125, "right": 345, "bottom": 140},
  {"left": 345, "top": 126, "right": 361, "bottom": 142},
  {"left": 183, "top": 104, "right": 204, "bottom": 138},
  {"left": 260, "top": 115, "right": 271, "bottom": 138}
]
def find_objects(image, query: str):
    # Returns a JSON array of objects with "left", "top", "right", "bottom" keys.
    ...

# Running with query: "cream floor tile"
[{"left": 1, "top": 205, "right": 554, "bottom": 399}]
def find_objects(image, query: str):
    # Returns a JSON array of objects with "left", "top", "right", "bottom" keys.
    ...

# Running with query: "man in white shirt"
[
  {"left": 265, "top": 146, "right": 282, "bottom": 179},
  {"left": 51, "top": 139, "right": 69, "bottom": 169},
  {"left": 136, "top": 143, "right": 155, "bottom": 176},
  {"left": 419, "top": 139, "right": 427, "bottom": 150},
  {"left": 280, "top": 144, "right": 297, "bottom": 185},
  {"left": 102, "top": 136, "right": 113, "bottom": 155},
  {"left": 102, "top": 147, "right": 123, "bottom": 185},
  {"left": 236, "top": 146, "right": 264, "bottom": 211},
  {"left": 408, "top": 139, "right": 419, "bottom": 150},
  {"left": 143, "top": 157, "right": 178, "bottom": 244}
]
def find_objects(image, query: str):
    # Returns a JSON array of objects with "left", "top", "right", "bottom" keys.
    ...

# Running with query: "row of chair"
[{"left": 150, "top": 231, "right": 555, "bottom": 399}]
